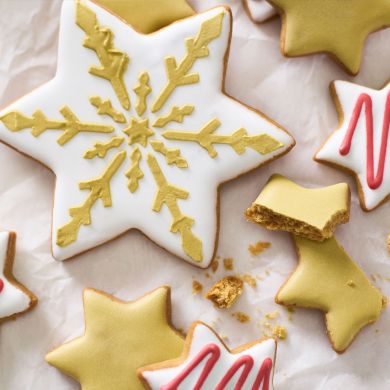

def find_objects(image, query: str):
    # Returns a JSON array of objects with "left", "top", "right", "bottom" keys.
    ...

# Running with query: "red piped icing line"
[
  {"left": 339, "top": 91, "right": 390, "bottom": 190},
  {"left": 0, "top": 278, "right": 3, "bottom": 293},
  {"left": 161, "top": 343, "right": 273, "bottom": 390}
]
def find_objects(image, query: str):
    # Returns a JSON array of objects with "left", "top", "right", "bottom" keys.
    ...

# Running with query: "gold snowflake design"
[{"left": 0, "top": 1, "right": 284, "bottom": 263}]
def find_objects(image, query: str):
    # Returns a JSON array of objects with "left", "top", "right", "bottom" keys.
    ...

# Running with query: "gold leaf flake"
[
  {"left": 126, "top": 147, "right": 144, "bottom": 193},
  {"left": 133, "top": 72, "right": 152, "bottom": 116},
  {"left": 147, "top": 154, "right": 203, "bottom": 261},
  {"left": 56, "top": 151, "right": 126, "bottom": 247},
  {"left": 76, "top": 1, "right": 130, "bottom": 110},
  {"left": 89, "top": 96, "right": 126, "bottom": 123},
  {"left": 0, "top": 107, "right": 114, "bottom": 146},
  {"left": 150, "top": 140, "right": 188, "bottom": 168},
  {"left": 152, "top": 12, "right": 224, "bottom": 113},
  {"left": 163, "top": 118, "right": 283, "bottom": 158},
  {"left": 84, "top": 137, "right": 124, "bottom": 159},
  {"left": 153, "top": 105, "right": 194, "bottom": 128}
]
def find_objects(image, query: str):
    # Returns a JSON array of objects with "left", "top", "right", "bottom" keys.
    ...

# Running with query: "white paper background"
[{"left": 0, "top": 0, "right": 389, "bottom": 389}]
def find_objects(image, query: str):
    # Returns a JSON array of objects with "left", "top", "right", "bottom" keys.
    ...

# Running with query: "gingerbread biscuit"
[
  {"left": 0, "top": 0, "right": 294, "bottom": 267},
  {"left": 139, "top": 321, "right": 277, "bottom": 389},
  {"left": 46, "top": 286, "right": 184, "bottom": 390},
  {"left": 0, "top": 231, "right": 37, "bottom": 323},
  {"left": 315, "top": 80, "right": 390, "bottom": 212},
  {"left": 268, "top": 0, "right": 390, "bottom": 75},
  {"left": 246, "top": 174, "right": 350, "bottom": 241},
  {"left": 276, "top": 236, "right": 385, "bottom": 353}
]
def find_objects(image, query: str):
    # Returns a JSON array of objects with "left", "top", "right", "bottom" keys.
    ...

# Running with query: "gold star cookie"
[
  {"left": 46, "top": 287, "right": 184, "bottom": 390},
  {"left": 95, "top": 0, "right": 195, "bottom": 33},
  {"left": 268, "top": 0, "right": 390, "bottom": 74},
  {"left": 246, "top": 174, "right": 350, "bottom": 241},
  {"left": 276, "top": 236, "right": 385, "bottom": 353}
]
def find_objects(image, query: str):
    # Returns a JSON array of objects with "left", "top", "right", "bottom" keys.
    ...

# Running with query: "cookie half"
[{"left": 246, "top": 174, "right": 350, "bottom": 241}]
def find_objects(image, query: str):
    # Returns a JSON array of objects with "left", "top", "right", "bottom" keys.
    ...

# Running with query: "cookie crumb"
[
  {"left": 272, "top": 325, "right": 287, "bottom": 340},
  {"left": 211, "top": 259, "right": 219, "bottom": 273},
  {"left": 192, "top": 280, "right": 203, "bottom": 295},
  {"left": 205, "top": 276, "right": 243, "bottom": 309},
  {"left": 248, "top": 241, "right": 271, "bottom": 256},
  {"left": 265, "top": 311, "right": 279, "bottom": 320},
  {"left": 232, "top": 312, "right": 250, "bottom": 323},
  {"left": 242, "top": 274, "right": 257, "bottom": 288},
  {"left": 223, "top": 258, "right": 234, "bottom": 271},
  {"left": 382, "top": 296, "right": 388, "bottom": 308},
  {"left": 347, "top": 280, "right": 356, "bottom": 287}
]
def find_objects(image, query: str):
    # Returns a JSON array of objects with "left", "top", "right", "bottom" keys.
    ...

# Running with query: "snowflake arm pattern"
[
  {"left": 126, "top": 147, "right": 144, "bottom": 193},
  {"left": 57, "top": 151, "right": 126, "bottom": 247},
  {"left": 84, "top": 137, "right": 125, "bottom": 159},
  {"left": 153, "top": 105, "right": 195, "bottom": 128},
  {"left": 151, "top": 12, "right": 225, "bottom": 113},
  {"left": 163, "top": 118, "right": 283, "bottom": 158},
  {"left": 76, "top": 1, "right": 130, "bottom": 110},
  {"left": 147, "top": 154, "right": 203, "bottom": 262},
  {"left": 150, "top": 141, "right": 188, "bottom": 168},
  {"left": 0, "top": 107, "right": 114, "bottom": 145},
  {"left": 89, "top": 96, "right": 126, "bottom": 123}
]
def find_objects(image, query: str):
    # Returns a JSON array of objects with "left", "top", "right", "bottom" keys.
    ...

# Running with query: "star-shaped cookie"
[
  {"left": 46, "top": 286, "right": 184, "bottom": 390},
  {"left": 95, "top": 0, "right": 195, "bottom": 33},
  {"left": 0, "top": 231, "right": 37, "bottom": 323},
  {"left": 276, "top": 236, "right": 384, "bottom": 353},
  {"left": 0, "top": 0, "right": 294, "bottom": 266},
  {"left": 315, "top": 80, "right": 390, "bottom": 211},
  {"left": 139, "top": 321, "right": 276, "bottom": 390},
  {"left": 268, "top": 0, "right": 390, "bottom": 74}
]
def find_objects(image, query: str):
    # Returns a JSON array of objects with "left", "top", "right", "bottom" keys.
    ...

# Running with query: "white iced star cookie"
[
  {"left": 139, "top": 322, "right": 276, "bottom": 390},
  {"left": 0, "top": 0, "right": 294, "bottom": 267},
  {"left": 244, "top": 0, "right": 277, "bottom": 23},
  {"left": 315, "top": 80, "right": 390, "bottom": 211},
  {"left": 0, "top": 231, "right": 37, "bottom": 323}
]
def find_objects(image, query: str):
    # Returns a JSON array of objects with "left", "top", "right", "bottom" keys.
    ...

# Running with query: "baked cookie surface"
[{"left": 0, "top": 0, "right": 294, "bottom": 267}]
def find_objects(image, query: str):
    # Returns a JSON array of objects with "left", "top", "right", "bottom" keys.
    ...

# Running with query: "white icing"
[
  {"left": 0, "top": 0, "right": 294, "bottom": 266},
  {"left": 316, "top": 80, "right": 390, "bottom": 210},
  {"left": 0, "top": 232, "right": 31, "bottom": 318},
  {"left": 246, "top": 0, "right": 277, "bottom": 23},
  {"left": 141, "top": 323, "right": 276, "bottom": 389}
]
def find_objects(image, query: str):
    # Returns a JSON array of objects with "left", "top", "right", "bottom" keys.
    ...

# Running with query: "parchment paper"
[{"left": 0, "top": 0, "right": 389, "bottom": 389}]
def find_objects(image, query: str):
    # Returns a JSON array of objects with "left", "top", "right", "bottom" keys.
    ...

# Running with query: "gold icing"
[
  {"left": 126, "top": 147, "right": 143, "bottom": 193},
  {"left": 163, "top": 119, "right": 283, "bottom": 158},
  {"left": 57, "top": 151, "right": 126, "bottom": 247},
  {"left": 152, "top": 13, "right": 225, "bottom": 113},
  {"left": 269, "top": 0, "right": 390, "bottom": 74},
  {"left": 46, "top": 287, "right": 184, "bottom": 390},
  {"left": 123, "top": 118, "right": 154, "bottom": 147},
  {"left": 153, "top": 105, "right": 194, "bottom": 128},
  {"left": 89, "top": 96, "right": 126, "bottom": 123},
  {"left": 133, "top": 72, "right": 152, "bottom": 117},
  {"left": 76, "top": 1, "right": 130, "bottom": 109},
  {"left": 150, "top": 140, "right": 188, "bottom": 168},
  {"left": 0, "top": 107, "right": 114, "bottom": 145},
  {"left": 94, "top": 0, "right": 195, "bottom": 34},
  {"left": 276, "top": 236, "right": 385, "bottom": 353},
  {"left": 84, "top": 136, "right": 124, "bottom": 159},
  {"left": 246, "top": 175, "right": 350, "bottom": 241},
  {"left": 147, "top": 154, "right": 202, "bottom": 261}
]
